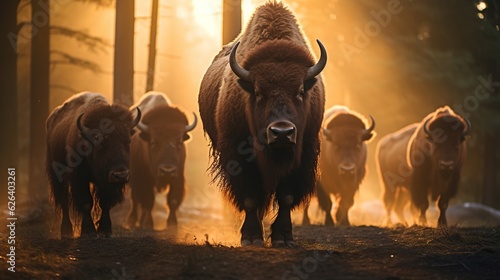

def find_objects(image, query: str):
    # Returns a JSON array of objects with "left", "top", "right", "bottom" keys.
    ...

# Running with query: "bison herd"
[{"left": 45, "top": 2, "right": 471, "bottom": 246}]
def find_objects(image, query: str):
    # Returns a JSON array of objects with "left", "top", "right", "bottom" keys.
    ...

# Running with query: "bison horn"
[
  {"left": 185, "top": 112, "right": 198, "bottom": 132},
  {"left": 305, "top": 39, "right": 328, "bottom": 80},
  {"left": 462, "top": 117, "right": 471, "bottom": 136},
  {"left": 136, "top": 121, "right": 149, "bottom": 134},
  {"left": 423, "top": 117, "right": 432, "bottom": 138},
  {"left": 229, "top": 41, "right": 251, "bottom": 82},
  {"left": 76, "top": 113, "right": 92, "bottom": 142},
  {"left": 131, "top": 107, "right": 141, "bottom": 128},
  {"left": 365, "top": 115, "right": 375, "bottom": 134}
]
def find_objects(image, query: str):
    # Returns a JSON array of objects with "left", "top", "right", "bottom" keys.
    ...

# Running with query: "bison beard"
[
  {"left": 199, "top": 2, "right": 326, "bottom": 246},
  {"left": 46, "top": 92, "right": 140, "bottom": 238}
]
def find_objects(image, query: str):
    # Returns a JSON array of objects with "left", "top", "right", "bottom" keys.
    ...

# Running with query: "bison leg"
[
  {"left": 394, "top": 187, "right": 410, "bottom": 226},
  {"left": 60, "top": 183, "right": 73, "bottom": 238},
  {"left": 316, "top": 183, "right": 334, "bottom": 226},
  {"left": 139, "top": 190, "right": 154, "bottom": 230},
  {"left": 270, "top": 195, "right": 294, "bottom": 247},
  {"left": 97, "top": 202, "right": 112, "bottom": 238},
  {"left": 126, "top": 199, "right": 139, "bottom": 229},
  {"left": 382, "top": 186, "right": 396, "bottom": 226},
  {"left": 167, "top": 178, "right": 185, "bottom": 227},
  {"left": 72, "top": 180, "right": 96, "bottom": 238},
  {"left": 336, "top": 195, "right": 354, "bottom": 226},
  {"left": 437, "top": 196, "right": 449, "bottom": 227},
  {"left": 240, "top": 203, "right": 264, "bottom": 247},
  {"left": 302, "top": 203, "right": 311, "bottom": 225}
]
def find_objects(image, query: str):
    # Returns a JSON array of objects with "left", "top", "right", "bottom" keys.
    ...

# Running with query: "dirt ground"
[{"left": 1, "top": 200, "right": 499, "bottom": 280}]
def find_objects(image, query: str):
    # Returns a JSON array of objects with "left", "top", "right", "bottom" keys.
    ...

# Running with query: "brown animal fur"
[{"left": 199, "top": 1, "right": 325, "bottom": 245}]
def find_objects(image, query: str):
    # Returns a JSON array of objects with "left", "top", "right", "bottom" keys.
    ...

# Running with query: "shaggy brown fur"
[
  {"left": 199, "top": 1, "right": 326, "bottom": 246},
  {"left": 304, "top": 106, "right": 375, "bottom": 226},
  {"left": 128, "top": 92, "right": 193, "bottom": 230},
  {"left": 46, "top": 92, "right": 137, "bottom": 238},
  {"left": 407, "top": 106, "right": 469, "bottom": 227}
]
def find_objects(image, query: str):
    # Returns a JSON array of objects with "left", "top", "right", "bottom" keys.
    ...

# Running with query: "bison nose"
[
  {"left": 158, "top": 165, "right": 177, "bottom": 178},
  {"left": 267, "top": 121, "right": 296, "bottom": 146},
  {"left": 439, "top": 160, "right": 454, "bottom": 170},
  {"left": 109, "top": 169, "right": 130, "bottom": 183},
  {"left": 339, "top": 162, "right": 356, "bottom": 175}
]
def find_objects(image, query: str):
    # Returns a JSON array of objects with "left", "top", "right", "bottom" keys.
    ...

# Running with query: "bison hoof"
[
  {"left": 79, "top": 231, "right": 98, "bottom": 239},
  {"left": 241, "top": 239, "right": 264, "bottom": 247},
  {"left": 272, "top": 240, "right": 296, "bottom": 248}
]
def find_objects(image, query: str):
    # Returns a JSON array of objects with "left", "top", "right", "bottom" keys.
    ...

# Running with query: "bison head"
[
  {"left": 422, "top": 109, "right": 470, "bottom": 177},
  {"left": 230, "top": 39, "right": 326, "bottom": 165},
  {"left": 76, "top": 105, "right": 140, "bottom": 185},
  {"left": 135, "top": 105, "right": 197, "bottom": 186},
  {"left": 322, "top": 113, "right": 375, "bottom": 184}
]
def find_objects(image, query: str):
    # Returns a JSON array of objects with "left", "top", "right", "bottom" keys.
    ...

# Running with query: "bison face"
[
  {"left": 77, "top": 106, "right": 141, "bottom": 185},
  {"left": 136, "top": 113, "right": 196, "bottom": 185},
  {"left": 229, "top": 39, "right": 326, "bottom": 161},
  {"left": 323, "top": 115, "right": 375, "bottom": 183},
  {"left": 423, "top": 115, "right": 470, "bottom": 177}
]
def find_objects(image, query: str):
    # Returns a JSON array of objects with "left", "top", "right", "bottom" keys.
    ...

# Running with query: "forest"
[
  {"left": 0, "top": 0, "right": 499, "bottom": 279},
  {"left": 1, "top": 0, "right": 498, "bottom": 211}
]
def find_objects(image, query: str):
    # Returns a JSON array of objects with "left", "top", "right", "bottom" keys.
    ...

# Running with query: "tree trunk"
[
  {"left": 145, "top": 0, "right": 159, "bottom": 92},
  {"left": 29, "top": 0, "right": 50, "bottom": 201},
  {"left": 222, "top": 0, "right": 241, "bottom": 45},
  {"left": 114, "top": 0, "right": 135, "bottom": 106},
  {"left": 0, "top": 1, "right": 19, "bottom": 206}
]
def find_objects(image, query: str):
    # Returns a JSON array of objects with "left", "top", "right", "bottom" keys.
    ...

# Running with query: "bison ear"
[
  {"left": 183, "top": 133, "right": 191, "bottom": 142},
  {"left": 237, "top": 79, "right": 254, "bottom": 94},
  {"left": 304, "top": 77, "right": 318, "bottom": 92},
  {"left": 362, "top": 132, "right": 374, "bottom": 141}
]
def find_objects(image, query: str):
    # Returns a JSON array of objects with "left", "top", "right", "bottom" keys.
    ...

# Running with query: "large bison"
[
  {"left": 376, "top": 123, "right": 418, "bottom": 226},
  {"left": 46, "top": 92, "right": 140, "bottom": 238},
  {"left": 303, "top": 106, "right": 375, "bottom": 226},
  {"left": 198, "top": 2, "right": 327, "bottom": 246},
  {"left": 127, "top": 92, "right": 197, "bottom": 229},
  {"left": 377, "top": 106, "right": 470, "bottom": 227}
]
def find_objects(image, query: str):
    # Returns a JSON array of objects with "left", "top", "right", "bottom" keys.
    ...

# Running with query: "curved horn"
[
  {"left": 185, "top": 112, "right": 198, "bottom": 132},
  {"left": 229, "top": 41, "right": 251, "bottom": 82},
  {"left": 131, "top": 107, "right": 141, "bottom": 128},
  {"left": 136, "top": 121, "right": 149, "bottom": 134},
  {"left": 462, "top": 117, "right": 471, "bottom": 136},
  {"left": 365, "top": 115, "right": 375, "bottom": 133},
  {"left": 77, "top": 113, "right": 94, "bottom": 143},
  {"left": 306, "top": 39, "right": 328, "bottom": 80},
  {"left": 423, "top": 117, "right": 432, "bottom": 137}
]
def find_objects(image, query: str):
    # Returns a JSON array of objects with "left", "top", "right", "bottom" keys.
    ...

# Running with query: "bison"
[
  {"left": 198, "top": 1, "right": 327, "bottom": 246},
  {"left": 127, "top": 92, "right": 197, "bottom": 229},
  {"left": 46, "top": 92, "right": 140, "bottom": 238},
  {"left": 303, "top": 106, "right": 375, "bottom": 226},
  {"left": 376, "top": 106, "right": 470, "bottom": 227}
]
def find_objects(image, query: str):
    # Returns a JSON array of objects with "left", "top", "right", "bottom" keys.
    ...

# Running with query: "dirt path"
[{"left": 1, "top": 210, "right": 499, "bottom": 280}]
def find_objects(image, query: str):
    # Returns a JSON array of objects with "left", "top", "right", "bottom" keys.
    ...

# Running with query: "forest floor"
[{"left": 1, "top": 200, "right": 499, "bottom": 280}]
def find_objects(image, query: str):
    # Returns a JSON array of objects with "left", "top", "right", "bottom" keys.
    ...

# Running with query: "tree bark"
[
  {"left": 114, "top": 0, "right": 135, "bottom": 106},
  {"left": 222, "top": 0, "right": 241, "bottom": 45},
  {"left": 145, "top": 0, "right": 159, "bottom": 92},
  {"left": 29, "top": 0, "right": 50, "bottom": 201},
  {"left": 0, "top": 1, "right": 19, "bottom": 205}
]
